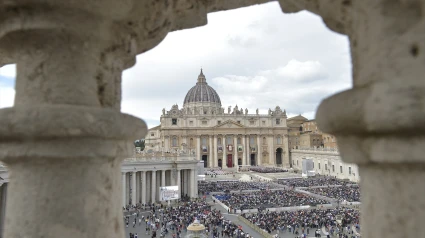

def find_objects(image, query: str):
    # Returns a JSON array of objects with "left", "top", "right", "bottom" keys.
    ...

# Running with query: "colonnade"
[{"left": 121, "top": 168, "right": 197, "bottom": 207}]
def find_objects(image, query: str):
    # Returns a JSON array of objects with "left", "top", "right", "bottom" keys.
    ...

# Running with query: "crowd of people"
[
  {"left": 249, "top": 167, "right": 288, "bottom": 173},
  {"left": 214, "top": 190, "right": 330, "bottom": 210},
  {"left": 198, "top": 180, "right": 278, "bottom": 194},
  {"left": 205, "top": 168, "right": 234, "bottom": 176},
  {"left": 278, "top": 177, "right": 355, "bottom": 188},
  {"left": 124, "top": 198, "right": 256, "bottom": 238},
  {"left": 241, "top": 208, "right": 360, "bottom": 237},
  {"left": 307, "top": 186, "right": 361, "bottom": 202}
]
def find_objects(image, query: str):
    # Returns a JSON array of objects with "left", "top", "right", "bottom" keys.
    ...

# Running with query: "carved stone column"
[
  {"left": 209, "top": 135, "right": 213, "bottom": 167},
  {"left": 213, "top": 135, "right": 218, "bottom": 167},
  {"left": 257, "top": 135, "right": 262, "bottom": 166},
  {"left": 151, "top": 170, "right": 156, "bottom": 203},
  {"left": 196, "top": 136, "right": 201, "bottom": 161},
  {"left": 276, "top": 1, "right": 425, "bottom": 237},
  {"left": 176, "top": 169, "right": 181, "bottom": 199},
  {"left": 141, "top": 171, "right": 146, "bottom": 205},
  {"left": 131, "top": 171, "right": 136, "bottom": 205},
  {"left": 242, "top": 135, "right": 246, "bottom": 166}
]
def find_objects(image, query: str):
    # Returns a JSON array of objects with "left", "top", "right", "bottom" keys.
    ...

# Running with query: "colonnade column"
[
  {"left": 246, "top": 135, "right": 251, "bottom": 166},
  {"left": 222, "top": 135, "right": 227, "bottom": 168},
  {"left": 196, "top": 136, "right": 201, "bottom": 161},
  {"left": 177, "top": 169, "right": 181, "bottom": 199},
  {"left": 151, "top": 170, "right": 156, "bottom": 203},
  {"left": 131, "top": 172, "right": 136, "bottom": 205},
  {"left": 242, "top": 136, "right": 246, "bottom": 166},
  {"left": 122, "top": 173, "right": 126, "bottom": 207},
  {"left": 257, "top": 135, "right": 262, "bottom": 166},
  {"left": 141, "top": 171, "right": 146, "bottom": 205},
  {"left": 233, "top": 135, "right": 238, "bottom": 169},
  {"left": 209, "top": 136, "right": 213, "bottom": 167},
  {"left": 136, "top": 172, "right": 140, "bottom": 203},
  {"left": 189, "top": 169, "right": 195, "bottom": 198},
  {"left": 213, "top": 135, "right": 218, "bottom": 167},
  {"left": 161, "top": 170, "right": 166, "bottom": 188}
]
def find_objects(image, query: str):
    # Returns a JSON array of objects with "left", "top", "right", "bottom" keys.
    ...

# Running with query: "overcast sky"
[{"left": 0, "top": 2, "right": 352, "bottom": 128}]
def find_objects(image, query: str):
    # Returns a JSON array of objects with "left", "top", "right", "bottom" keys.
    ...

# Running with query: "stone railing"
[
  {"left": 292, "top": 148, "right": 339, "bottom": 154},
  {"left": 238, "top": 215, "right": 274, "bottom": 238}
]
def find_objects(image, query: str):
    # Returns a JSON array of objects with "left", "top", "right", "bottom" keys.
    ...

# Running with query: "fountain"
[{"left": 186, "top": 219, "right": 207, "bottom": 238}]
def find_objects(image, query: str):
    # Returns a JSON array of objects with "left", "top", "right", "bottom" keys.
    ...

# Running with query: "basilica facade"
[{"left": 145, "top": 70, "right": 290, "bottom": 168}]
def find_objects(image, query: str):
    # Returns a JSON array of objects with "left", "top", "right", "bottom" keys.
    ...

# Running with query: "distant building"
[{"left": 144, "top": 70, "right": 291, "bottom": 168}]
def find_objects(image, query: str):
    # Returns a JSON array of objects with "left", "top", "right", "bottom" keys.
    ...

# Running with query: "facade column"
[
  {"left": 164, "top": 136, "right": 169, "bottom": 151},
  {"left": 269, "top": 135, "right": 275, "bottom": 165},
  {"left": 213, "top": 135, "right": 218, "bottom": 167},
  {"left": 245, "top": 135, "right": 251, "bottom": 165},
  {"left": 141, "top": 171, "right": 146, "bottom": 205},
  {"left": 196, "top": 136, "right": 201, "bottom": 161},
  {"left": 151, "top": 170, "right": 157, "bottom": 203},
  {"left": 257, "top": 135, "right": 262, "bottom": 166},
  {"left": 242, "top": 135, "right": 246, "bottom": 166},
  {"left": 233, "top": 135, "right": 238, "bottom": 169},
  {"left": 161, "top": 170, "right": 166, "bottom": 188},
  {"left": 283, "top": 134, "right": 290, "bottom": 168},
  {"left": 131, "top": 172, "right": 136, "bottom": 205},
  {"left": 209, "top": 135, "right": 213, "bottom": 167},
  {"left": 177, "top": 169, "right": 181, "bottom": 199},
  {"left": 122, "top": 173, "right": 126, "bottom": 207},
  {"left": 222, "top": 135, "right": 227, "bottom": 168}
]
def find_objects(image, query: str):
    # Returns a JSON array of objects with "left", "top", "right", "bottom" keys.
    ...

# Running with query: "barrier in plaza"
[{"left": 238, "top": 215, "right": 274, "bottom": 238}]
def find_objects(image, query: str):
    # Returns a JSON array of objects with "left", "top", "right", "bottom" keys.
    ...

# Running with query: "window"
[
  {"left": 237, "top": 121, "right": 241, "bottom": 124},
  {"left": 349, "top": 167, "right": 352, "bottom": 175},
  {"left": 189, "top": 138, "right": 194, "bottom": 147},
  {"left": 325, "top": 164, "right": 327, "bottom": 170},
  {"left": 172, "top": 118, "right": 177, "bottom": 125},
  {"left": 276, "top": 119, "right": 280, "bottom": 125},
  {"left": 204, "top": 110, "right": 207, "bottom": 114},
  {"left": 250, "top": 137, "right": 255, "bottom": 145},
  {"left": 217, "top": 120, "right": 221, "bottom": 125},
  {"left": 237, "top": 138, "right": 241, "bottom": 144},
  {"left": 277, "top": 137, "right": 282, "bottom": 144},
  {"left": 218, "top": 138, "right": 222, "bottom": 145},
  {"left": 332, "top": 165, "right": 335, "bottom": 172},
  {"left": 202, "top": 120, "right": 207, "bottom": 125},
  {"left": 250, "top": 121, "right": 254, "bottom": 125},
  {"left": 172, "top": 137, "right": 177, "bottom": 147},
  {"left": 202, "top": 137, "right": 207, "bottom": 145},
  {"left": 297, "top": 160, "right": 299, "bottom": 165},
  {"left": 263, "top": 137, "right": 267, "bottom": 145},
  {"left": 189, "top": 120, "right": 193, "bottom": 126},
  {"left": 262, "top": 121, "right": 266, "bottom": 126},
  {"left": 340, "top": 166, "right": 343, "bottom": 173},
  {"left": 312, "top": 162, "right": 314, "bottom": 168},
  {"left": 319, "top": 163, "right": 321, "bottom": 169},
  {"left": 151, "top": 133, "right": 154, "bottom": 136},
  {"left": 226, "top": 136, "right": 232, "bottom": 145}
]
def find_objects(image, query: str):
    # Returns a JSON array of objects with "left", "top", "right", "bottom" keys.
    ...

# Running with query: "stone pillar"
[
  {"left": 233, "top": 135, "right": 238, "bottom": 169},
  {"left": 290, "top": 1, "right": 425, "bottom": 237},
  {"left": 242, "top": 135, "right": 246, "bottom": 166},
  {"left": 222, "top": 135, "right": 227, "bottom": 168},
  {"left": 177, "top": 169, "right": 181, "bottom": 199},
  {"left": 136, "top": 172, "right": 141, "bottom": 203},
  {"left": 257, "top": 135, "right": 262, "bottom": 166},
  {"left": 0, "top": 183, "right": 7, "bottom": 238},
  {"left": 196, "top": 136, "right": 201, "bottom": 161},
  {"left": 246, "top": 135, "right": 251, "bottom": 166},
  {"left": 209, "top": 135, "right": 213, "bottom": 167},
  {"left": 283, "top": 135, "right": 290, "bottom": 168},
  {"left": 269, "top": 135, "right": 274, "bottom": 165},
  {"left": 122, "top": 173, "right": 126, "bottom": 207},
  {"left": 151, "top": 170, "right": 156, "bottom": 203},
  {"left": 0, "top": 1, "right": 153, "bottom": 237},
  {"left": 189, "top": 169, "right": 195, "bottom": 198},
  {"left": 161, "top": 170, "right": 166, "bottom": 188},
  {"left": 141, "top": 171, "right": 146, "bottom": 205},
  {"left": 164, "top": 136, "right": 170, "bottom": 151},
  {"left": 131, "top": 172, "right": 136, "bottom": 205},
  {"left": 213, "top": 135, "right": 218, "bottom": 167}
]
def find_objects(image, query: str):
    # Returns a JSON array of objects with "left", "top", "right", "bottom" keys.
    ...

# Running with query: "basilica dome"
[{"left": 183, "top": 69, "right": 222, "bottom": 106}]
